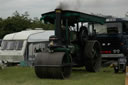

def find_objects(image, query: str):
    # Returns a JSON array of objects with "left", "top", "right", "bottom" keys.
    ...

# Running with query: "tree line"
[{"left": 0, "top": 11, "right": 54, "bottom": 39}]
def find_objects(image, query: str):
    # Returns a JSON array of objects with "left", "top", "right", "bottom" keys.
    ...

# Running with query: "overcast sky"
[{"left": 0, "top": 0, "right": 128, "bottom": 18}]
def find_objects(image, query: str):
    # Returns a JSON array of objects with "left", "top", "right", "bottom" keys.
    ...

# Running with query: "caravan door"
[{"left": 28, "top": 41, "right": 48, "bottom": 66}]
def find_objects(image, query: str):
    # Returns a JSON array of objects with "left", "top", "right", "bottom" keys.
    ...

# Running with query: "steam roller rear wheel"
[
  {"left": 84, "top": 40, "right": 101, "bottom": 72},
  {"left": 34, "top": 52, "right": 72, "bottom": 79}
]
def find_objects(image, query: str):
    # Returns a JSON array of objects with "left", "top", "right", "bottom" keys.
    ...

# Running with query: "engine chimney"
[{"left": 55, "top": 9, "right": 62, "bottom": 39}]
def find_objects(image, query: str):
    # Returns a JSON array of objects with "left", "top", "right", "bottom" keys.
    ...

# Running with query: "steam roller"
[
  {"left": 35, "top": 52, "right": 72, "bottom": 78},
  {"left": 34, "top": 9, "right": 106, "bottom": 79}
]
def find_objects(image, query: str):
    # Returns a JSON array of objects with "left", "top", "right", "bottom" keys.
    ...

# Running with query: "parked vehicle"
[
  {"left": 34, "top": 9, "right": 106, "bottom": 79},
  {"left": 95, "top": 18, "right": 128, "bottom": 72},
  {"left": 0, "top": 29, "right": 54, "bottom": 66}
]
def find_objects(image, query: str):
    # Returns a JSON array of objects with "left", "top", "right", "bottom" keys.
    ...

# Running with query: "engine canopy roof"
[{"left": 40, "top": 9, "right": 106, "bottom": 26}]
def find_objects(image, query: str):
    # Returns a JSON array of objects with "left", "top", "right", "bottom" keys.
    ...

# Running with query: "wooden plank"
[{"left": 125, "top": 66, "right": 128, "bottom": 85}]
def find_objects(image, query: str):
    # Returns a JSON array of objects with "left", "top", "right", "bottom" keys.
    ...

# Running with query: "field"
[{"left": 0, "top": 66, "right": 125, "bottom": 85}]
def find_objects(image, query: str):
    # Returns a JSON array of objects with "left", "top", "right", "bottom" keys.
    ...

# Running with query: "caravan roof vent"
[
  {"left": 26, "top": 28, "right": 32, "bottom": 31},
  {"left": 35, "top": 28, "right": 43, "bottom": 30}
]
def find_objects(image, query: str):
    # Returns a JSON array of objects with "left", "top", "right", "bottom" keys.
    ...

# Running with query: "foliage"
[{"left": 0, "top": 11, "right": 54, "bottom": 38}]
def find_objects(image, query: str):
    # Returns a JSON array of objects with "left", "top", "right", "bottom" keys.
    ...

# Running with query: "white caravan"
[{"left": 0, "top": 29, "right": 54, "bottom": 66}]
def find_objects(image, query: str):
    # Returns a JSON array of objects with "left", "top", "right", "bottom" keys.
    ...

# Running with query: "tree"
[
  {"left": 0, "top": 11, "right": 32, "bottom": 38},
  {"left": 0, "top": 11, "right": 54, "bottom": 38}
]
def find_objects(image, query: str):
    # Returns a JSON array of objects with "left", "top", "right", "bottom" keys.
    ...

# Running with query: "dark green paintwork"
[{"left": 40, "top": 10, "right": 106, "bottom": 25}]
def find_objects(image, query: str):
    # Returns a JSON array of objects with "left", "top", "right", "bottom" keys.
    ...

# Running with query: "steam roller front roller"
[
  {"left": 84, "top": 40, "right": 101, "bottom": 72},
  {"left": 34, "top": 52, "right": 72, "bottom": 79}
]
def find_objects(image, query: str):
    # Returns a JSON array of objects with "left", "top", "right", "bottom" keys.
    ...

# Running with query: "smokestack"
[
  {"left": 55, "top": 9, "right": 62, "bottom": 39},
  {"left": 57, "top": 0, "right": 82, "bottom": 11}
]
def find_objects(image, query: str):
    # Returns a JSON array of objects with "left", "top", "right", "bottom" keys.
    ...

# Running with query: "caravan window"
[
  {"left": 1, "top": 40, "right": 23, "bottom": 50},
  {"left": 15, "top": 41, "right": 23, "bottom": 50},
  {"left": 1, "top": 41, "right": 7, "bottom": 50},
  {"left": 6, "top": 41, "right": 15, "bottom": 50}
]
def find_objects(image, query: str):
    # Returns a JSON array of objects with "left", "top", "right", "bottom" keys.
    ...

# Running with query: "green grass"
[{"left": 0, "top": 66, "right": 125, "bottom": 85}]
